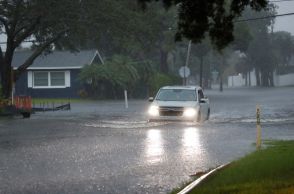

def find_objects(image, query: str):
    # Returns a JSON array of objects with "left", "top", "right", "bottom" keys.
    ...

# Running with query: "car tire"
[{"left": 206, "top": 109, "right": 210, "bottom": 120}]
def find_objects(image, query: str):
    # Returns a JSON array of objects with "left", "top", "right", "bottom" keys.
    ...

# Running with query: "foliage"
[
  {"left": 233, "top": 23, "right": 253, "bottom": 52},
  {"left": 0, "top": 0, "right": 91, "bottom": 98},
  {"left": 271, "top": 31, "right": 294, "bottom": 67},
  {"left": 192, "top": 38, "right": 212, "bottom": 87},
  {"left": 233, "top": 5, "right": 279, "bottom": 87},
  {"left": 80, "top": 55, "right": 139, "bottom": 89},
  {"left": 138, "top": 0, "right": 268, "bottom": 50},
  {"left": 148, "top": 73, "right": 180, "bottom": 96},
  {"left": 0, "top": 0, "right": 180, "bottom": 99},
  {"left": 79, "top": 55, "right": 155, "bottom": 98},
  {"left": 0, "top": 86, "right": 3, "bottom": 112},
  {"left": 131, "top": 60, "right": 155, "bottom": 84},
  {"left": 80, "top": 1, "right": 178, "bottom": 74}
]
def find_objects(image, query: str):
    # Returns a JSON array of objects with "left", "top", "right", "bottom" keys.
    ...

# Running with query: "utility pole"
[{"left": 183, "top": 40, "right": 192, "bottom": 85}]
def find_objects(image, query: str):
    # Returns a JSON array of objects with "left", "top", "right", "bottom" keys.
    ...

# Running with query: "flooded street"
[{"left": 1, "top": 88, "right": 294, "bottom": 194}]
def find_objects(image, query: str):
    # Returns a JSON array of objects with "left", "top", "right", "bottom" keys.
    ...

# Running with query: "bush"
[
  {"left": 149, "top": 73, "right": 180, "bottom": 96},
  {"left": 77, "top": 89, "right": 88, "bottom": 98}
]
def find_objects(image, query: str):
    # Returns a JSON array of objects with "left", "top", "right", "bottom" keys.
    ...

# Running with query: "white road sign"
[{"left": 179, "top": 66, "right": 190, "bottom": 78}]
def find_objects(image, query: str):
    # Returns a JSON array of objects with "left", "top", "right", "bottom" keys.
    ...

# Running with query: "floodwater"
[{"left": 0, "top": 87, "right": 294, "bottom": 194}]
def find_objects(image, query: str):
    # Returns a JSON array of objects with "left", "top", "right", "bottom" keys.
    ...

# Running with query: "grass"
[
  {"left": 31, "top": 98, "right": 130, "bottom": 104},
  {"left": 187, "top": 140, "right": 294, "bottom": 194},
  {"left": 31, "top": 98, "right": 88, "bottom": 104}
]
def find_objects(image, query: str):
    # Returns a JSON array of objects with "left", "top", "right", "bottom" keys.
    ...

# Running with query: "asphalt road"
[{"left": 0, "top": 87, "right": 294, "bottom": 194}]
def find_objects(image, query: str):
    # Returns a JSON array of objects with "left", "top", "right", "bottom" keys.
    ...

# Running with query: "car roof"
[{"left": 160, "top": 85, "right": 202, "bottom": 90}]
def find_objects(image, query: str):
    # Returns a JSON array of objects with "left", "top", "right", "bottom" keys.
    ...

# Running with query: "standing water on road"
[{"left": 0, "top": 88, "right": 294, "bottom": 194}]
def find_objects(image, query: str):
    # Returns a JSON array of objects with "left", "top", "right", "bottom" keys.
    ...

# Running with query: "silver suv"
[{"left": 148, "top": 86, "right": 210, "bottom": 122}]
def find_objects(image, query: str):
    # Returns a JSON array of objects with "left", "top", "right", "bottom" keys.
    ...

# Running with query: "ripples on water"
[{"left": 84, "top": 120, "right": 168, "bottom": 129}]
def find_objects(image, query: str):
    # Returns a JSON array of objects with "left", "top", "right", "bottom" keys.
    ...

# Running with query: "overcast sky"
[
  {"left": 1, "top": 2, "right": 294, "bottom": 51},
  {"left": 274, "top": 1, "right": 294, "bottom": 34}
]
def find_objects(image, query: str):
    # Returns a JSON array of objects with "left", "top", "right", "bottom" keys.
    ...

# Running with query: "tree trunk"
[
  {"left": 219, "top": 73, "right": 223, "bottom": 92},
  {"left": 1, "top": 62, "right": 12, "bottom": 99},
  {"left": 219, "top": 55, "right": 225, "bottom": 92},
  {"left": 0, "top": 48, "right": 3, "bottom": 95},
  {"left": 261, "top": 71, "right": 265, "bottom": 87},
  {"left": 1, "top": 36, "right": 15, "bottom": 99},
  {"left": 248, "top": 71, "right": 251, "bottom": 87},
  {"left": 160, "top": 49, "right": 168, "bottom": 73},
  {"left": 199, "top": 56, "right": 203, "bottom": 87},
  {"left": 255, "top": 68, "right": 260, "bottom": 86},
  {"left": 269, "top": 71, "right": 274, "bottom": 87},
  {"left": 261, "top": 70, "right": 270, "bottom": 87},
  {"left": 203, "top": 62, "right": 210, "bottom": 89}
]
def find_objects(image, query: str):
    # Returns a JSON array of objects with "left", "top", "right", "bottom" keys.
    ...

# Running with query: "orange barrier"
[{"left": 14, "top": 96, "right": 32, "bottom": 111}]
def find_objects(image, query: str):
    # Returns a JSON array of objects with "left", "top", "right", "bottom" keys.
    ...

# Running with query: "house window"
[
  {"left": 51, "top": 72, "right": 65, "bottom": 86},
  {"left": 34, "top": 72, "right": 49, "bottom": 87},
  {"left": 30, "top": 71, "right": 70, "bottom": 88}
]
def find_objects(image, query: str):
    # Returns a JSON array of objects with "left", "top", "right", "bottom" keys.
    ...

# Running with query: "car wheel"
[{"left": 206, "top": 109, "right": 210, "bottom": 120}]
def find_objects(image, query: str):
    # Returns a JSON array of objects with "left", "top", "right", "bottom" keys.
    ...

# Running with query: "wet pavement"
[{"left": 0, "top": 87, "right": 294, "bottom": 194}]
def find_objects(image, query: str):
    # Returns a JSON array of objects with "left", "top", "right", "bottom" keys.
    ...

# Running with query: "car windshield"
[{"left": 155, "top": 89, "right": 197, "bottom": 101}]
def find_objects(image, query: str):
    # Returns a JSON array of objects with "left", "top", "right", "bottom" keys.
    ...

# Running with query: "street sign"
[{"left": 179, "top": 66, "right": 190, "bottom": 78}]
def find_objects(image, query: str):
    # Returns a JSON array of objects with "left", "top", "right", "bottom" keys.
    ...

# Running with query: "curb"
[{"left": 177, "top": 163, "right": 230, "bottom": 194}]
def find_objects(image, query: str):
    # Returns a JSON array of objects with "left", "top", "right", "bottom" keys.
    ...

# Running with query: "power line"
[
  {"left": 235, "top": 12, "right": 294, "bottom": 23},
  {"left": 269, "top": 0, "right": 294, "bottom": 3}
]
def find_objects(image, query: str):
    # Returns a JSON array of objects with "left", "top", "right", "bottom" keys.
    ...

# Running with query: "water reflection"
[
  {"left": 182, "top": 127, "right": 202, "bottom": 159},
  {"left": 145, "top": 129, "right": 164, "bottom": 164}
]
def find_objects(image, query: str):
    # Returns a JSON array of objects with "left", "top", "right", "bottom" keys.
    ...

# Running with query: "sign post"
[
  {"left": 179, "top": 66, "right": 190, "bottom": 85},
  {"left": 124, "top": 90, "right": 128, "bottom": 109},
  {"left": 256, "top": 105, "right": 261, "bottom": 149},
  {"left": 182, "top": 40, "right": 192, "bottom": 86}
]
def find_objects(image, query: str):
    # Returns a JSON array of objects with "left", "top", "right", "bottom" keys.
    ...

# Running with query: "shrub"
[
  {"left": 78, "top": 89, "right": 88, "bottom": 98},
  {"left": 149, "top": 73, "right": 180, "bottom": 96}
]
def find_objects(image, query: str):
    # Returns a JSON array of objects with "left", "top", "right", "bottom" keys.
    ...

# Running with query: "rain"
[{"left": 1, "top": 0, "right": 294, "bottom": 194}]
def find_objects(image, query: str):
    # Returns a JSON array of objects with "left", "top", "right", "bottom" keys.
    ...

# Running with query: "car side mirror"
[
  {"left": 148, "top": 97, "right": 154, "bottom": 102},
  {"left": 200, "top": 98, "right": 206, "bottom": 103}
]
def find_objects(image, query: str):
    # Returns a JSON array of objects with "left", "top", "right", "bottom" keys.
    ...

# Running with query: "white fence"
[
  {"left": 228, "top": 70, "right": 294, "bottom": 87},
  {"left": 274, "top": 73, "right": 294, "bottom": 86}
]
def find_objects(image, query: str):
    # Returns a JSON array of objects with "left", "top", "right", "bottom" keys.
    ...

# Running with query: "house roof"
[{"left": 12, "top": 50, "right": 100, "bottom": 70}]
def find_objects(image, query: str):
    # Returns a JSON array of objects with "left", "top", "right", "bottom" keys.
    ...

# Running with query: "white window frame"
[{"left": 29, "top": 71, "right": 70, "bottom": 89}]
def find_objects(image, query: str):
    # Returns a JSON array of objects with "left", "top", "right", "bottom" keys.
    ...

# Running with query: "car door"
[{"left": 198, "top": 89, "right": 209, "bottom": 117}]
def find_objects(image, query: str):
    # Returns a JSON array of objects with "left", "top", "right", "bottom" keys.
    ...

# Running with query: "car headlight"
[
  {"left": 148, "top": 105, "right": 159, "bottom": 116},
  {"left": 183, "top": 108, "right": 197, "bottom": 117}
]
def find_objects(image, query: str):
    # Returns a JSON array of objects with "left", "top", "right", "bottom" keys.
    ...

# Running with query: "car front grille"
[{"left": 159, "top": 106, "right": 184, "bottom": 116}]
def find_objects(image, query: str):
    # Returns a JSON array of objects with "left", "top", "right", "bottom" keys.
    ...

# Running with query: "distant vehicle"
[{"left": 148, "top": 86, "right": 210, "bottom": 122}]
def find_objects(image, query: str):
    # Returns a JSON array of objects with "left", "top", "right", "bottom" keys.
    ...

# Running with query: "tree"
[
  {"left": 138, "top": 0, "right": 268, "bottom": 49},
  {"left": 192, "top": 38, "right": 211, "bottom": 88},
  {"left": 0, "top": 0, "right": 86, "bottom": 98},
  {"left": 0, "top": 0, "right": 270, "bottom": 99},
  {"left": 79, "top": 55, "right": 140, "bottom": 98},
  {"left": 146, "top": 2, "right": 177, "bottom": 73},
  {"left": 234, "top": 4, "right": 277, "bottom": 87},
  {"left": 77, "top": 1, "right": 178, "bottom": 74},
  {"left": 272, "top": 31, "right": 294, "bottom": 67}
]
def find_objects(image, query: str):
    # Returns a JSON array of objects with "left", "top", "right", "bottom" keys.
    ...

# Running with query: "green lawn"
[
  {"left": 187, "top": 141, "right": 294, "bottom": 194},
  {"left": 31, "top": 98, "right": 87, "bottom": 104}
]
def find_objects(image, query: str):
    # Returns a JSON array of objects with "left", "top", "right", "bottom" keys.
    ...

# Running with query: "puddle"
[{"left": 84, "top": 120, "right": 168, "bottom": 129}]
